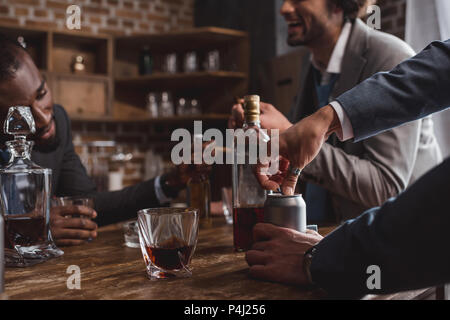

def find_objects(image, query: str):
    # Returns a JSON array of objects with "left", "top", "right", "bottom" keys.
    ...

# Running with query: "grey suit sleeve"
[
  {"left": 336, "top": 40, "right": 450, "bottom": 141},
  {"left": 303, "top": 120, "right": 421, "bottom": 209},
  {"left": 310, "top": 157, "right": 450, "bottom": 298}
]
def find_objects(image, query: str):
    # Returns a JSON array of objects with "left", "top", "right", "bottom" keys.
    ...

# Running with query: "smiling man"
[
  {"left": 231, "top": 0, "right": 441, "bottom": 223},
  {"left": 0, "top": 35, "right": 194, "bottom": 246}
]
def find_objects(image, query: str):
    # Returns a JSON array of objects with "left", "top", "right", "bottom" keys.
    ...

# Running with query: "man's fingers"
[
  {"left": 281, "top": 172, "right": 299, "bottom": 196},
  {"left": 51, "top": 228, "right": 97, "bottom": 240},
  {"left": 245, "top": 250, "right": 270, "bottom": 266},
  {"left": 248, "top": 265, "right": 274, "bottom": 282},
  {"left": 55, "top": 205, "right": 97, "bottom": 219},
  {"left": 230, "top": 103, "right": 245, "bottom": 128},
  {"left": 56, "top": 239, "right": 88, "bottom": 246},
  {"left": 253, "top": 223, "right": 282, "bottom": 242},
  {"left": 53, "top": 217, "right": 98, "bottom": 230},
  {"left": 255, "top": 164, "right": 280, "bottom": 191},
  {"left": 305, "top": 229, "right": 322, "bottom": 237}
]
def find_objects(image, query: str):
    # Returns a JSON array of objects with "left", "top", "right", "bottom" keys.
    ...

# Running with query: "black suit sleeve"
[
  {"left": 336, "top": 39, "right": 450, "bottom": 141},
  {"left": 56, "top": 106, "right": 97, "bottom": 197},
  {"left": 310, "top": 157, "right": 450, "bottom": 298},
  {"left": 56, "top": 106, "right": 162, "bottom": 226},
  {"left": 93, "top": 180, "right": 162, "bottom": 226}
]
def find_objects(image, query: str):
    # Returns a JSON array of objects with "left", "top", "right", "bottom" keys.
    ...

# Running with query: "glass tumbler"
[
  {"left": 53, "top": 196, "right": 94, "bottom": 214},
  {"left": 123, "top": 220, "right": 140, "bottom": 248},
  {"left": 52, "top": 196, "right": 95, "bottom": 242},
  {"left": 137, "top": 208, "right": 199, "bottom": 280}
]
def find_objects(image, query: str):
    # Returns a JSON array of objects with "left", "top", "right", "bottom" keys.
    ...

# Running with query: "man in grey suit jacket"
[
  {"left": 232, "top": 0, "right": 441, "bottom": 223},
  {"left": 284, "top": 3, "right": 441, "bottom": 222},
  {"left": 248, "top": 39, "right": 450, "bottom": 298}
]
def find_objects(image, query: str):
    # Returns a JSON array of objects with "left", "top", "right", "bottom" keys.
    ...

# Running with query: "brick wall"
[
  {"left": 0, "top": 0, "right": 195, "bottom": 190},
  {"left": 0, "top": 0, "right": 194, "bottom": 35},
  {"left": 377, "top": 0, "right": 406, "bottom": 39}
]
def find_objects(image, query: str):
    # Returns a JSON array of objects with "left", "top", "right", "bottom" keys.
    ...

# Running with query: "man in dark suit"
[
  {"left": 248, "top": 39, "right": 450, "bottom": 297},
  {"left": 0, "top": 36, "right": 193, "bottom": 246},
  {"left": 232, "top": 0, "right": 441, "bottom": 224}
]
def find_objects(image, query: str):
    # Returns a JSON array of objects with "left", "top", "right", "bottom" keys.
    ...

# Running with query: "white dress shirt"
[{"left": 309, "top": 21, "right": 355, "bottom": 141}]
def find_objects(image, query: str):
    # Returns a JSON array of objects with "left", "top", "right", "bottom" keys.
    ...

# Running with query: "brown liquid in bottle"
[{"left": 233, "top": 206, "right": 264, "bottom": 251}]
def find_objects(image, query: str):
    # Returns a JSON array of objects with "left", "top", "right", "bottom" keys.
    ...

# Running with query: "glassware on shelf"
[
  {"left": 71, "top": 55, "right": 86, "bottom": 74},
  {"left": 146, "top": 92, "right": 159, "bottom": 117},
  {"left": 163, "top": 53, "right": 177, "bottom": 74},
  {"left": 139, "top": 45, "right": 153, "bottom": 75},
  {"left": 17, "top": 36, "right": 26, "bottom": 49},
  {"left": 176, "top": 98, "right": 186, "bottom": 116},
  {"left": 159, "top": 92, "right": 174, "bottom": 117},
  {"left": 144, "top": 149, "right": 164, "bottom": 180},
  {"left": 190, "top": 99, "right": 201, "bottom": 115},
  {"left": 108, "top": 145, "right": 133, "bottom": 191},
  {"left": 0, "top": 106, "right": 63, "bottom": 267},
  {"left": 204, "top": 50, "right": 220, "bottom": 71},
  {"left": 88, "top": 141, "right": 115, "bottom": 193},
  {"left": 183, "top": 51, "right": 198, "bottom": 73}
]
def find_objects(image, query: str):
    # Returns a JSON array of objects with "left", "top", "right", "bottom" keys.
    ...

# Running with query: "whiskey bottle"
[{"left": 232, "top": 95, "right": 268, "bottom": 251}]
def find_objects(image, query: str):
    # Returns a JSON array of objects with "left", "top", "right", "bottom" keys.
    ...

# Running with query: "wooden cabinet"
[
  {"left": 114, "top": 27, "right": 249, "bottom": 119},
  {"left": 0, "top": 25, "right": 113, "bottom": 118},
  {"left": 0, "top": 24, "right": 249, "bottom": 124}
]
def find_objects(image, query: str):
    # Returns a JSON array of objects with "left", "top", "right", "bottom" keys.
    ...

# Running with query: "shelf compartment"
[
  {"left": 115, "top": 27, "right": 248, "bottom": 52},
  {"left": 51, "top": 73, "right": 109, "bottom": 118},
  {"left": 0, "top": 25, "right": 48, "bottom": 70},
  {"left": 115, "top": 71, "right": 247, "bottom": 90},
  {"left": 70, "top": 113, "right": 229, "bottom": 123},
  {"left": 51, "top": 32, "right": 111, "bottom": 75}
]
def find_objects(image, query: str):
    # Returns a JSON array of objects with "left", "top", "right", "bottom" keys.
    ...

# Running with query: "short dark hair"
[
  {"left": 327, "top": 0, "right": 368, "bottom": 19},
  {"left": 0, "top": 34, "right": 26, "bottom": 82}
]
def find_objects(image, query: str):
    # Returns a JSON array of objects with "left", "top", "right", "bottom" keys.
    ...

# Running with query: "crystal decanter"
[{"left": 0, "top": 106, "right": 63, "bottom": 267}]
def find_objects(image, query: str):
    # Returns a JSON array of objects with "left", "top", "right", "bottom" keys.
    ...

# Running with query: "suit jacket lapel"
[
  {"left": 289, "top": 52, "right": 316, "bottom": 122},
  {"left": 332, "top": 19, "right": 369, "bottom": 99}
]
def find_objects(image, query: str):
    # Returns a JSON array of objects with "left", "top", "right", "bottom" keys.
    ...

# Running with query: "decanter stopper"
[{"left": 4, "top": 106, "right": 36, "bottom": 138}]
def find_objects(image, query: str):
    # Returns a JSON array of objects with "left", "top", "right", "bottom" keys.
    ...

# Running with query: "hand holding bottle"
[
  {"left": 254, "top": 105, "right": 342, "bottom": 195},
  {"left": 229, "top": 100, "right": 293, "bottom": 133}
]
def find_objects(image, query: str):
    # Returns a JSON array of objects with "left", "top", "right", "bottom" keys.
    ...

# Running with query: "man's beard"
[
  {"left": 286, "top": 17, "right": 326, "bottom": 47},
  {"left": 33, "top": 133, "right": 60, "bottom": 153},
  {"left": 32, "top": 117, "right": 60, "bottom": 153}
]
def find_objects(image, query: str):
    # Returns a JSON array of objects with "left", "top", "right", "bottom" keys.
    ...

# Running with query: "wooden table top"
[{"left": 3, "top": 218, "right": 435, "bottom": 300}]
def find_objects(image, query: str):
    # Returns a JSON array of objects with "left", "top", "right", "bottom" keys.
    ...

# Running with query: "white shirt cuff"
[
  {"left": 154, "top": 175, "right": 172, "bottom": 205},
  {"left": 329, "top": 101, "right": 354, "bottom": 141}
]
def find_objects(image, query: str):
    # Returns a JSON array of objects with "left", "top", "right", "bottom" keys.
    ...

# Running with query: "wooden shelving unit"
[
  {"left": 70, "top": 113, "right": 230, "bottom": 123},
  {"left": 0, "top": 24, "right": 113, "bottom": 119},
  {"left": 0, "top": 24, "right": 249, "bottom": 124},
  {"left": 114, "top": 26, "right": 249, "bottom": 119},
  {"left": 115, "top": 71, "right": 247, "bottom": 88}
]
